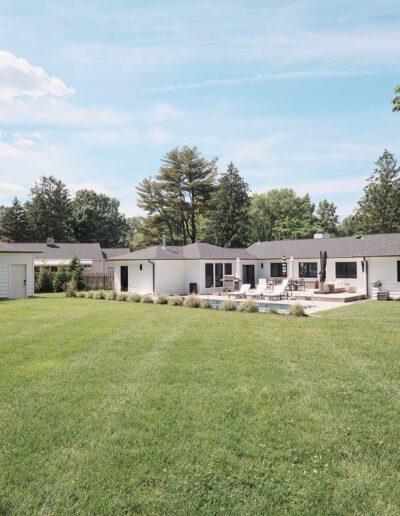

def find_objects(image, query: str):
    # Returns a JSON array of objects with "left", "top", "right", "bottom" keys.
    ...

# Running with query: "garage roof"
[{"left": 0, "top": 243, "right": 42, "bottom": 253}]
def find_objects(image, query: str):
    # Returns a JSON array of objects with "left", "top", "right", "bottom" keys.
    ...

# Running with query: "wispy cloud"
[{"left": 144, "top": 70, "right": 374, "bottom": 93}]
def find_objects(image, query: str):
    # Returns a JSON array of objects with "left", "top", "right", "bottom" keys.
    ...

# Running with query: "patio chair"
[
  {"left": 245, "top": 283, "right": 265, "bottom": 299},
  {"left": 228, "top": 284, "right": 251, "bottom": 299},
  {"left": 264, "top": 278, "right": 289, "bottom": 300}
]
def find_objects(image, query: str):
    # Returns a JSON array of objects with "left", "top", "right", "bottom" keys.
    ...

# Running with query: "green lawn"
[{"left": 1, "top": 297, "right": 399, "bottom": 514}]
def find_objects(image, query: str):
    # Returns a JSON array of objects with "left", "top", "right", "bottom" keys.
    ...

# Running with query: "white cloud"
[
  {"left": 145, "top": 70, "right": 372, "bottom": 93},
  {"left": 67, "top": 182, "right": 108, "bottom": 196},
  {"left": 0, "top": 141, "right": 19, "bottom": 156},
  {"left": 148, "top": 126, "right": 169, "bottom": 143},
  {"left": 0, "top": 50, "right": 75, "bottom": 103},
  {"left": 0, "top": 181, "right": 28, "bottom": 198},
  {"left": 13, "top": 137, "right": 34, "bottom": 146}
]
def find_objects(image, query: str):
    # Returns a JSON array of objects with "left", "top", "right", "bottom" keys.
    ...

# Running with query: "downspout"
[
  {"left": 148, "top": 260, "right": 155, "bottom": 293},
  {"left": 363, "top": 257, "right": 369, "bottom": 298}
]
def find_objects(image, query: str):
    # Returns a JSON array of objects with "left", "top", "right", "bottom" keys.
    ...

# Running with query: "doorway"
[
  {"left": 120, "top": 266, "right": 129, "bottom": 292},
  {"left": 10, "top": 264, "right": 26, "bottom": 298},
  {"left": 242, "top": 265, "right": 255, "bottom": 288}
]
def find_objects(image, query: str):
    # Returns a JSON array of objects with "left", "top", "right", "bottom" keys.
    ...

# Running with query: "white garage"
[{"left": 0, "top": 243, "right": 40, "bottom": 299}]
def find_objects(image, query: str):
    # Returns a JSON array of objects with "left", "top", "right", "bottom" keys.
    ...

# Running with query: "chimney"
[
  {"left": 161, "top": 234, "right": 166, "bottom": 249},
  {"left": 313, "top": 231, "right": 329, "bottom": 239},
  {"left": 46, "top": 237, "right": 55, "bottom": 246}
]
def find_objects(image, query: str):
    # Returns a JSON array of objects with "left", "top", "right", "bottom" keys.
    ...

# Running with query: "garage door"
[{"left": 10, "top": 264, "right": 26, "bottom": 298}]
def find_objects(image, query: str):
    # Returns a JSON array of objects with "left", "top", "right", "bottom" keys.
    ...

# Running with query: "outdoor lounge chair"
[
  {"left": 263, "top": 279, "right": 289, "bottom": 300},
  {"left": 228, "top": 284, "right": 251, "bottom": 299},
  {"left": 245, "top": 279, "right": 267, "bottom": 299}
]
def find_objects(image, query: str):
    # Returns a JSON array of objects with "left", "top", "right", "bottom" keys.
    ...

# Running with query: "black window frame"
[
  {"left": 215, "top": 263, "right": 223, "bottom": 287},
  {"left": 397, "top": 261, "right": 400, "bottom": 282},
  {"left": 270, "top": 262, "right": 287, "bottom": 278},
  {"left": 299, "top": 262, "right": 318, "bottom": 278},
  {"left": 335, "top": 262, "right": 357, "bottom": 279},
  {"left": 120, "top": 266, "right": 129, "bottom": 292},
  {"left": 224, "top": 263, "right": 232, "bottom": 275},
  {"left": 205, "top": 263, "right": 214, "bottom": 288}
]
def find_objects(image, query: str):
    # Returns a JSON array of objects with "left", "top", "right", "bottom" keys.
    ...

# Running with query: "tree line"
[{"left": 1, "top": 148, "right": 400, "bottom": 249}]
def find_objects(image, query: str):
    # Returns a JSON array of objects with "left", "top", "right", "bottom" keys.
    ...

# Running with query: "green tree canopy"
[
  {"left": 392, "top": 85, "right": 400, "bottom": 112},
  {"left": 337, "top": 215, "right": 358, "bottom": 236},
  {"left": 249, "top": 189, "right": 318, "bottom": 241},
  {"left": 137, "top": 146, "right": 217, "bottom": 245},
  {"left": 205, "top": 162, "right": 250, "bottom": 247},
  {"left": 355, "top": 149, "right": 400, "bottom": 234},
  {"left": 316, "top": 199, "right": 339, "bottom": 235},
  {"left": 26, "top": 176, "right": 73, "bottom": 241},
  {"left": 71, "top": 190, "right": 129, "bottom": 247},
  {"left": 0, "top": 197, "right": 29, "bottom": 241}
]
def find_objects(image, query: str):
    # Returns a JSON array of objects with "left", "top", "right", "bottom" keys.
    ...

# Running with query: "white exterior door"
[{"left": 10, "top": 264, "right": 26, "bottom": 298}]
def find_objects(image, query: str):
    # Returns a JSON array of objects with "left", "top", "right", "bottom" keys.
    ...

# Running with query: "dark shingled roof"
[
  {"left": 247, "top": 233, "right": 400, "bottom": 259},
  {"left": 112, "top": 233, "right": 400, "bottom": 261},
  {"left": 113, "top": 243, "right": 257, "bottom": 261},
  {"left": 101, "top": 248, "right": 131, "bottom": 259},
  {"left": 6, "top": 242, "right": 103, "bottom": 260},
  {"left": 0, "top": 242, "right": 42, "bottom": 253}
]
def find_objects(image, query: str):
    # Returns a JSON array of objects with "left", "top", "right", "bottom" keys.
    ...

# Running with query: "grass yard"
[{"left": 1, "top": 297, "right": 400, "bottom": 514}]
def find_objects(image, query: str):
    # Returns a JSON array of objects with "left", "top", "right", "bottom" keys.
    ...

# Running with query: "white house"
[
  {"left": 0, "top": 242, "right": 41, "bottom": 299},
  {"left": 111, "top": 233, "right": 400, "bottom": 299}
]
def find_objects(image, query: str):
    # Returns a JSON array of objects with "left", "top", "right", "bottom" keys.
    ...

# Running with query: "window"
[
  {"left": 215, "top": 263, "right": 223, "bottom": 287},
  {"left": 261, "top": 263, "right": 264, "bottom": 269},
  {"left": 224, "top": 263, "right": 232, "bottom": 275},
  {"left": 336, "top": 262, "right": 357, "bottom": 279},
  {"left": 299, "top": 262, "right": 318, "bottom": 278},
  {"left": 205, "top": 263, "right": 214, "bottom": 288},
  {"left": 139, "top": 264, "right": 143, "bottom": 271},
  {"left": 397, "top": 261, "right": 400, "bottom": 282},
  {"left": 270, "top": 262, "right": 287, "bottom": 277},
  {"left": 120, "top": 266, "right": 128, "bottom": 292}
]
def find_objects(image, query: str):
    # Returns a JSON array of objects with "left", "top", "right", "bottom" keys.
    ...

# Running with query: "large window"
[
  {"left": 299, "top": 262, "right": 318, "bottom": 278},
  {"left": 205, "top": 263, "right": 214, "bottom": 288},
  {"left": 215, "top": 263, "right": 223, "bottom": 287},
  {"left": 224, "top": 263, "right": 232, "bottom": 275},
  {"left": 336, "top": 262, "right": 357, "bottom": 279},
  {"left": 270, "top": 262, "right": 287, "bottom": 277}
]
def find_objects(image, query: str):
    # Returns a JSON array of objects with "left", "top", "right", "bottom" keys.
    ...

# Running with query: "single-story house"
[
  {"left": 0, "top": 242, "right": 41, "bottom": 298},
  {"left": 111, "top": 232, "right": 400, "bottom": 299},
  {"left": 9, "top": 238, "right": 130, "bottom": 273}
]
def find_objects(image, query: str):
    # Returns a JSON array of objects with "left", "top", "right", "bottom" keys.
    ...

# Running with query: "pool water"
[{"left": 210, "top": 299, "right": 290, "bottom": 314}]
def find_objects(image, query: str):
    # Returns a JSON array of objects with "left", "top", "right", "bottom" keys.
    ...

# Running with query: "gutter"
[
  {"left": 363, "top": 257, "right": 369, "bottom": 298},
  {"left": 148, "top": 260, "right": 155, "bottom": 293}
]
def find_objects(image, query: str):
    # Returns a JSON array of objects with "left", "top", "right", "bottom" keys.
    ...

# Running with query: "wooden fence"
[{"left": 84, "top": 272, "right": 114, "bottom": 290}]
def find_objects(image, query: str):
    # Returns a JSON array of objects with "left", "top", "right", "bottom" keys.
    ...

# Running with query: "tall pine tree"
[
  {"left": 356, "top": 150, "right": 400, "bottom": 234},
  {"left": 205, "top": 162, "right": 250, "bottom": 247},
  {"left": 26, "top": 176, "right": 73, "bottom": 241},
  {"left": 0, "top": 197, "right": 29, "bottom": 241}
]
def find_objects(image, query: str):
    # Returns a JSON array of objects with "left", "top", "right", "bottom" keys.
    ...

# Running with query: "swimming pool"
[{"left": 209, "top": 299, "right": 290, "bottom": 314}]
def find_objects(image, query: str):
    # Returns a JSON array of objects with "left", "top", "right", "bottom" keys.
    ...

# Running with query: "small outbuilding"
[{"left": 0, "top": 242, "right": 41, "bottom": 299}]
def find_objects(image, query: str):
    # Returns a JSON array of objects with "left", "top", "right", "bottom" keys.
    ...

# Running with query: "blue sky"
[{"left": 0, "top": 0, "right": 400, "bottom": 219}]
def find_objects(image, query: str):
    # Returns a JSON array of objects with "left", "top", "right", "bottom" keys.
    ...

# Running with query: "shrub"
[
  {"left": 65, "top": 288, "right": 77, "bottom": 298},
  {"left": 68, "top": 256, "right": 86, "bottom": 290},
  {"left": 202, "top": 298, "right": 212, "bottom": 309},
  {"left": 77, "top": 291, "right": 86, "bottom": 298},
  {"left": 53, "top": 265, "right": 70, "bottom": 292},
  {"left": 94, "top": 290, "right": 106, "bottom": 300},
  {"left": 129, "top": 293, "right": 142, "bottom": 302},
  {"left": 107, "top": 290, "right": 117, "bottom": 301},
  {"left": 86, "top": 290, "right": 95, "bottom": 299},
  {"left": 169, "top": 295, "right": 183, "bottom": 306},
  {"left": 35, "top": 267, "right": 54, "bottom": 293},
  {"left": 117, "top": 293, "right": 128, "bottom": 302},
  {"left": 268, "top": 307, "right": 278, "bottom": 315},
  {"left": 239, "top": 300, "right": 259, "bottom": 313},
  {"left": 141, "top": 294, "right": 154, "bottom": 304},
  {"left": 156, "top": 293, "right": 169, "bottom": 304},
  {"left": 183, "top": 294, "right": 201, "bottom": 308},
  {"left": 288, "top": 304, "right": 307, "bottom": 317},
  {"left": 221, "top": 299, "right": 237, "bottom": 311}
]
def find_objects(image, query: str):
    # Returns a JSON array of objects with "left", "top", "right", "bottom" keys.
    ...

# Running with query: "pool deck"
[{"left": 201, "top": 290, "right": 367, "bottom": 315}]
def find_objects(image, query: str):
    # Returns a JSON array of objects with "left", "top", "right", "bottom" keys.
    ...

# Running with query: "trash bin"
[{"left": 189, "top": 283, "right": 198, "bottom": 294}]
